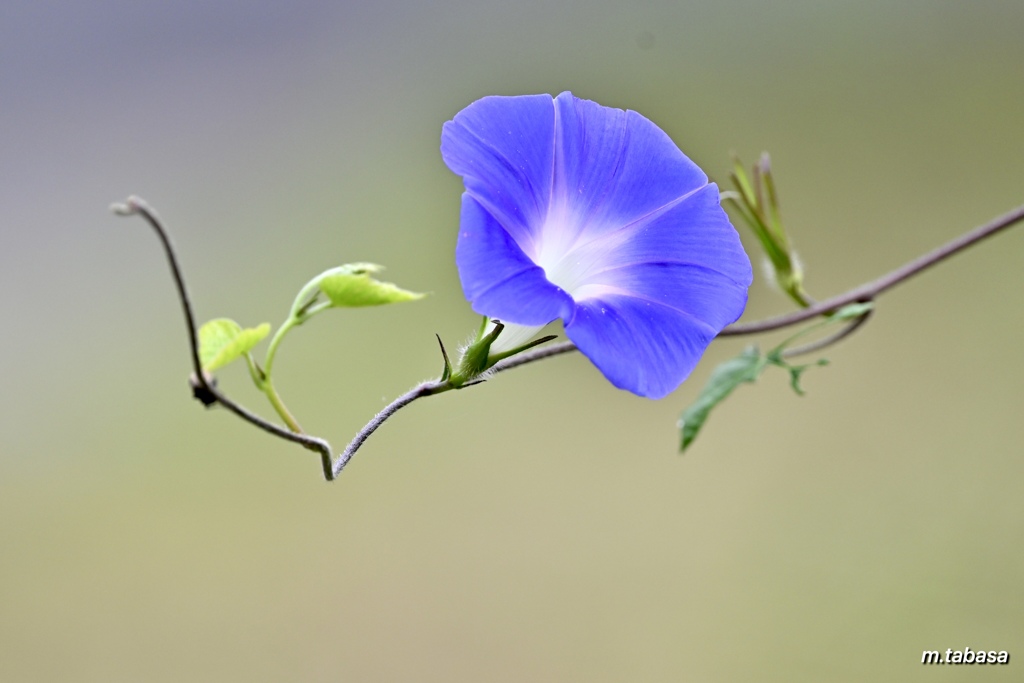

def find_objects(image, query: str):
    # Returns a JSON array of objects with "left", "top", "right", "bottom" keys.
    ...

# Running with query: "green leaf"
[
  {"left": 198, "top": 318, "right": 271, "bottom": 372},
  {"left": 316, "top": 264, "right": 425, "bottom": 308},
  {"left": 678, "top": 302, "right": 873, "bottom": 452},
  {"left": 678, "top": 346, "right": 768, "bottom": 452}
]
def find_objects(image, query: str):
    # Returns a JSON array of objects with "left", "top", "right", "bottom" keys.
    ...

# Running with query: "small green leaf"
[
  {"left": 678, "top": 302, "right": 872, "bottom": 452},
  {"left": 314, "top": 264, "right": 425, "bottom": 308},
  {"left": 198, "top": 318, "right": 271, "bottom": 372},
  {"left": 678, "top": 346, "right": 768, "bottom": 452}
]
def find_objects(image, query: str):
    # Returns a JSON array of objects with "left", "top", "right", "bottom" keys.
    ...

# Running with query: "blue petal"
[
  {"left": 546, "top": 92, "right": 710, "bottom": 249},
  {"left": 565, "top": 295, "right": 718, "bottom": 399},
  {"left": 573, "top": 183, "right": 754, "bottom": 289},
  {"left": 441, "top": 95, "right": 555, "bottom": 253},
  {"left": 541, "top": 183, "right": 752, "bottom": 296},
  {"left": 455, "top": 194, "right": 573, "bottom": 325},
  {"left": 442, "top": 92, "right": 754, "bottom": 398},
  {"left": 574, "top": 263, "right": 749, "bottom": 334}
]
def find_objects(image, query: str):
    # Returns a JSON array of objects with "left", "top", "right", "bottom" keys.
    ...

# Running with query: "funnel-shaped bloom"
[{"left": 441, "top": 92, "right": 752, "bottom": 398}]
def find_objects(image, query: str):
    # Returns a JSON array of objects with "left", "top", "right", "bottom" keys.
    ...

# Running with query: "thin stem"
[
  {"left": 328, "top": 339, "right": 580, "bottom": 474},
  {"left": 261, "top": 377, "right": 304, "bottom": 433},
  {"left": 208, "top": 380, "right": 334, "bottom": 480},
  {"left": 720, "top": 202, "right": 1024, "bottom": 336},
  {"left": 780, "top": 308, "right": 874, "bottom": 359},
  {"left": 263, "top": 316, "right": 296, "bottom": 378},
  {"left": 332, "top": 380, "right": 450, "bottom": 476},
  {"left": 483, "top": 202, "right": 1024, "bottom": 371},
  {"left": 306, "top": 202, "right": 1024, "bottom": 473},
  {"left": 259, "top": 317, "right": 308, "bottom": 432},
  {"left": 490, "top": 340, "right": 578, "bottom": 372},
  {"left": 114, "top": 197, "right": 204, "bottom": 382},
  {"left": 112, "top": 196, "right": 336, "bottom": 480},
  {"left": 116, "top": 196, "right": 1022, "bottom": 481}
]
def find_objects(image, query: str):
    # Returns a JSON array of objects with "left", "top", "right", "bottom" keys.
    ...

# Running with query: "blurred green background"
[{"left": 2, "top": 1, "right": 1022, "bottom": 680}]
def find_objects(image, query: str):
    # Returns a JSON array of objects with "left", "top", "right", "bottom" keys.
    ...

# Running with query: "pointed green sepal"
[
  {"left": 487, "top": 334, "right": 559, "bottom": 365},
  {"left": 436, "top": 334, "right": 453, "bottom": 382},
  {"left": 449, "top": 319, "right": 504, "bottom": 387}
]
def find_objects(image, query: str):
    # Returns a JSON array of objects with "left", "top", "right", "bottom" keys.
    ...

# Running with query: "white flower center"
[{"left": 532, "top": 205, "right": 628, "bottom": 300}]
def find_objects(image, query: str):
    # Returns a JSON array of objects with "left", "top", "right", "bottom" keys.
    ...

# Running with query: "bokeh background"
[{"left": 2, "top": 1, "right": 1022, "bottom": 681}]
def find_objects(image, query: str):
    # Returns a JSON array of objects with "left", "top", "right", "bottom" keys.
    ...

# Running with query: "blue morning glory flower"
[{"left": 441, "top": 92, "right": 753, "bottom": 399}]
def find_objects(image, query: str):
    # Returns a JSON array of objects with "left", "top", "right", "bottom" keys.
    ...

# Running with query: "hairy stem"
[
  {"left": 332, "top": 380, "right": 451, "bottom": 477},
  {"left": 331, "top": 202, "right": 1023, "bottom": 471},
  {"left": 780, "top": 308, "right": 873, "bottom": 359},
  {"left": 720, "top": 202, "right": 1024, "bottom": 335},
  {"left": 484, "top": 202, "right": 1024, "bottom": 369},
  {"left": 115, "top": 197, "right": 1023, "bottom": 480},
  {"left": 330, "top": 342, "right": 581, "bottom": 476}
]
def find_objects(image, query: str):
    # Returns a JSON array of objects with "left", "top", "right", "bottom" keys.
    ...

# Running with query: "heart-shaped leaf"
[{"left": 198, "top": 318, "right": 271, "bottom": 372}]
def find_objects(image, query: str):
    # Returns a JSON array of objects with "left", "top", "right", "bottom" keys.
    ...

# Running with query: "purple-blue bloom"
[{"left": 441, "top": 92, "right": 753, "bottom": 399}]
